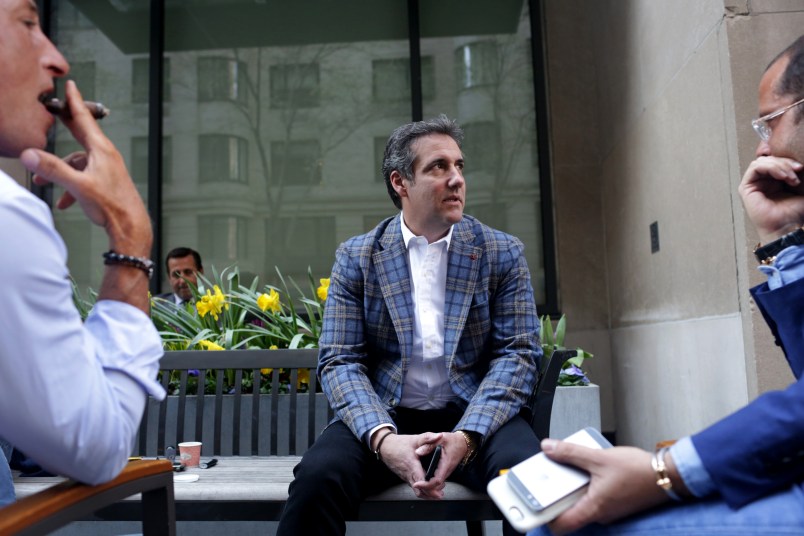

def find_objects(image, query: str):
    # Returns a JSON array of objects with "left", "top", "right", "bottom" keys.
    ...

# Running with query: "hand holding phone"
[
  {"left": 487, "top": 427, "right": 612, "bottom": 532},
  {"left": 425, "top": 445, "right": 442, "bottom": 481}
]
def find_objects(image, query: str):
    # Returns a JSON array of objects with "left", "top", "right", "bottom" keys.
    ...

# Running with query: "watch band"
[
  {"left": 457, "top": 430, "right": 479, "bottom": 467},
  {"left": 753, "top": 226, "right": 804, "bottom": 265}
]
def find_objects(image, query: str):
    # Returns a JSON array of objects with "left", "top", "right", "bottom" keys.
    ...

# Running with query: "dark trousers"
[{"left": 276, "top": 406, "right": 540, "bottom": 536}]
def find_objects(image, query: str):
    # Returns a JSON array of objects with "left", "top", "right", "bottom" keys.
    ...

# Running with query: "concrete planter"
[{"left": 549, "top": 384, "right": 601, "bottom": 440}]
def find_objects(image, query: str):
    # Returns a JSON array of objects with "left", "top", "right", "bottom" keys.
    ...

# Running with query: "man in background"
[
  {"left": 0, "top": 0, "right": 164, "bottom": 502},
  {"left": 157, "top": 246, "right": 204, "bottom": 305}
]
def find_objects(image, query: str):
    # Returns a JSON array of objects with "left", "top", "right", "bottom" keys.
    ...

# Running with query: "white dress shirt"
[
  {"left": 398, "top": 214, "right": 457, "bottom": 409},
  {"left": 0, "top": 171, "right": 165, "bottom": 485}
]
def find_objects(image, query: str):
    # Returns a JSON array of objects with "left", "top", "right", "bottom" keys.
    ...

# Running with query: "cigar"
[{"left": 44, "top": 98, "right": 110, "bottom": 120}]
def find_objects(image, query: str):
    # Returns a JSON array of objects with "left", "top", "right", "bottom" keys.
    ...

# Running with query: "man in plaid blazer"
[{"left": 277, "top": 115, "right": 543, "bottom": 536}]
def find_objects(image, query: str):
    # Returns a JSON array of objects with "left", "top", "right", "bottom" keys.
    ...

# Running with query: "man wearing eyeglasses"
[
  {"left": 527, "top": 34, "right": 804, "bottom": 536},
  {"left": 156, "top": 247, "right": 204, "bottom": 306}
]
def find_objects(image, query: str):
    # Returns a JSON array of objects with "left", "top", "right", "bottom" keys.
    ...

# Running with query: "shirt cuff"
[
  {"left": 758, "top": 245, "right": 804, "bottom": 291},
  {"left": 86, "top": 300, "right": 166, "bottom": 400},
  {"left": 668, "top": 436, "right": 716, "bottom": 498}
]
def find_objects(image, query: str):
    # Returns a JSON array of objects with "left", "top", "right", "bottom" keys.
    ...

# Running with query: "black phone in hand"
[{"left": 425, "top": 445, "right": 442, "bottom": 481}]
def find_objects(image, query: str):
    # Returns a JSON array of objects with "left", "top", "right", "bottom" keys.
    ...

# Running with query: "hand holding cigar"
[{"left": 43, "top": 97, "right": 110, "bottom": 120}]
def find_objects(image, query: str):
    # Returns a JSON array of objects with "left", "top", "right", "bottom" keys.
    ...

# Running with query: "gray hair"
[{"left": 381, "top": 115, "right": 464, "bottom": 209}]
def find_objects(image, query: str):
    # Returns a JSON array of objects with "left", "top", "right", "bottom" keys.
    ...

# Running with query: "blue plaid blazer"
[{"left": 318, "top": 214, "right": 542, "bottom": 443}]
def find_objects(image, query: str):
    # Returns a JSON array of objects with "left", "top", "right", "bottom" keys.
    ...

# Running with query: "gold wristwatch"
[{"left": 457, "top": 430, "right": 480, "bottom": 467}]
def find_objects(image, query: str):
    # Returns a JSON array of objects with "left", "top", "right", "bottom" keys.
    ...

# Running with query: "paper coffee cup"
[{"left": 178, "top": 441, "right": 202, "bottom": 467}]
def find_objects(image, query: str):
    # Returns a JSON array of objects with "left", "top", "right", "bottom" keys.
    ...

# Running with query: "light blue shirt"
[
  {"left": 671, "top": 245, "right": 804, "bottom": 497},
  {"left": 0, "top": 171, "right": 165, "bottom": 488}
]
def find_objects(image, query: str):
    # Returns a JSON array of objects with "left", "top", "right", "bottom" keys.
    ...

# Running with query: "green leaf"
[{"left": 554, "top": 315, "right": 567, "bottom": 347}]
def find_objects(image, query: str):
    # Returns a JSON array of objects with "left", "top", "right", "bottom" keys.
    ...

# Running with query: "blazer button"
[{"left": 389, "top": 398, "right": 396, "bottom": 406}]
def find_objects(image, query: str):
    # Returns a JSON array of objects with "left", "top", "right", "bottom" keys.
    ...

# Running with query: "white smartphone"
[{"left": 487, "top": 427, "right": 612, "bottom": 532}]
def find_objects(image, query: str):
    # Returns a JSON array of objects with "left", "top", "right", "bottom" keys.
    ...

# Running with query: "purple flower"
[
  {"left": 188, "top": 369, "right": 200, "bottom": 377},
  {"left": 560, "top": 364, "right": 590, "bottom": 385}
]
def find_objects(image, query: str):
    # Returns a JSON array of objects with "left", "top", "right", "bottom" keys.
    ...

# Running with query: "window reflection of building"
[
  {"left": 132, "top": 57, "right": 171, "bottom": 103},
  {"left": 372, "top": 57, "right": 435, "bottom": 102},
  {"left": 455, "top": 41, "right": 499, "bottom": 89},
  {"left": 462, "top": 122, "right": 500, "bottom": 173},
  {"left": 272, "top": 217, "right": 336, "bottom": 281},
  {"left": 198, "top": 57, "right": 248, "bottom": 103},
  {"left": 198, "top": 135, "right": 248, "bottom": 183},
  {"left": 131, "top": 136, "right": 172, "bottom": 185},
  {"left": 271, "top": 140, "right": 321, "bottom": 186},
  {"left": 68, "top": 61, "right": 96, "bottom": 101},
  {"left": 270, "top": 63, "right": 319, "bottom": 109},
  {"left": 200, "top": 216, "right": 248, "bottom": 263},
  {"left": 373, "top": 136, "right": 388, "bottom": 183},
  {"left": 48, "top": 1, "right": 549, "bottom": 307}
]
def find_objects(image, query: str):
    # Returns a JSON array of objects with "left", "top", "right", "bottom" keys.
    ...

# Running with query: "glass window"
[
  {"left": 132, "top": 57, "right": 171, "bottom": 103},
  {"left": 68, "top": 61, "right": 96, "bottom": 101},
  {"left": 57, "top": 1, "right": 93, "bottom": 29},
  {"left": 199, "top": 216, "right": 248, "bottom": 263},
  {"left": 199, "top": 135, "right": 248, "bottom": 183},
  {"left": 463, "top": 122, "right": 500, "bottom": 173},
  {"left": 47, "top": 0, "right": 550, "bottom": 307},
  {"left": 373, "top": 136, "right": 388, "bottom": 183},
  {"left": 454, "top": 41, "right": 499, "bottom": 90},
  {"left": 373, "top": 56, "right": 434, "bottom": 102},
  {"left": 269, "top": 217, "right": 336, "bottom": 283},
  {"left": 270, "top": 63, "right": 319, "bottom": 109},
  {"left": 423, "top": 2, "right": 546, "bottom": 302},
  {"left": 131, "top": 136, "right": 172, "bottom": 186},
  {"left": 49, "top": 0, "right": 151, "bottom": 293},
  {"left": 271, "top": 140, "right": 321, "bottom": 186},
  {"left": 198, "top": 57, "right": 248, "bottom": 103}
]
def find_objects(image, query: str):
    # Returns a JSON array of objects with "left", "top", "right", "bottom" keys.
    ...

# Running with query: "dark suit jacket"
[
  {"left": 155, "top": 292, "right": 178, "bottom": 304},
  {"left": 692, "top": 268, "right": 804, "bottom": 508},
  {"left": 318, "top": 215, "right": 542, "bottom": 443}
]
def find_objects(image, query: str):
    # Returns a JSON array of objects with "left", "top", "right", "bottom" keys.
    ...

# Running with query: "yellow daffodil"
[
  {"left": 196, "top": 285, "right": 228, "bottom": 320},
  {"left": 297, "top": 368, "right": 310, "bottom": 388},
  {"left": 198, "top": 340, "right": 224, "bottom": 351},
  {"left": 316, "top": 278, "right": 330, "bottom": 301},
  {"left": 257, "top": 289, "right": 281, "bottom": 313}
]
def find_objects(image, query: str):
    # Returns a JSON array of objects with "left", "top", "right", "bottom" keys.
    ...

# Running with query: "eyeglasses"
[{"left": 751, "top": 96, "right": 804, "bottom": 141}]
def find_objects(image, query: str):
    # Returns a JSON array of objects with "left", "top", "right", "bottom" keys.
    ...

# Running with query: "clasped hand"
[{"left": 378, "top": 431, "right": 467, "bottom": 499}]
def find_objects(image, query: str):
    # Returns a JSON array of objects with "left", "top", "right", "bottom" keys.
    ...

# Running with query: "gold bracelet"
[
  {"left": 651, "top": 447, "right": 681, "bottom": 501},
  {"left": 457, "top": 430, "right": 479, "bottom": 467}
]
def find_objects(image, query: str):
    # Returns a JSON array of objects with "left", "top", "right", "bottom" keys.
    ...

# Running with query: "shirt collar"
[{"left": 399, "top": 212, "right": 453, "bottom": 249}]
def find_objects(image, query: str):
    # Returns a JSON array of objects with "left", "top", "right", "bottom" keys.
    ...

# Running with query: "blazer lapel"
[
  {"left": 444, "top": 220, "right": 482, "bottom": 360},
  {"left": 373, "top": 216, "right": 414, "bottom": 362}
]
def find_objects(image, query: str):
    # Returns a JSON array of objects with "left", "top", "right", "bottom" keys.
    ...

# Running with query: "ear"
[{"left": 390, "top": 170, "right": 408, "bottom": 199}]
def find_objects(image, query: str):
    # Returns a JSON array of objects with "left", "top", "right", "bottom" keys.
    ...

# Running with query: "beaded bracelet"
[{"left": 102, "top": 250, "right": 155, "bottom": 279}]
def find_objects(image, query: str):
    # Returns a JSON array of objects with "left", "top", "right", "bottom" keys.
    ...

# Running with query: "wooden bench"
[
  {"left": 6, "top": 459, "right": 175, "bottom": 536},
  {"left": 14, "top": 347, "right": 569, "bottom": 536}
]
